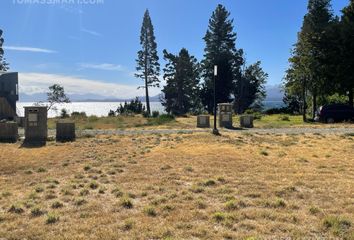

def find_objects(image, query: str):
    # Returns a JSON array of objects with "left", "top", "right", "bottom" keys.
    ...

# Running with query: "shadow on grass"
[{"left": 20, "top": 140, "right": 46, "bottom": 148}]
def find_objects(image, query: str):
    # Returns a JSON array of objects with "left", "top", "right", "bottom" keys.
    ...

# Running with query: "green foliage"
[
  {"left": 144, "top": 206, "right": 157, "bottom": 216},
  {"left": 46, "top": 213, "right": 59, "bottom": 224},
  {"left": 201, "top": 4, "right": 244, "bottom": 113},
  {"left": 244, "top": 109, "right": 262, "bottom": 120},
  {"left": 115, "top": 97, "right": 146, "bottom": 115},
  {"left": 0, "top": 29, "right": 9, "bottom": 71},
  {"left": 162, "top": 48, "right": 202, "bottom": 115},
  {"left": 60, "top": 109, "right": 70, "bottom": 118},
  {"left": 135, "top": 9, "right": 160, "bottom": 115},
  {"left": 234, "top": 61, "right": 268, "bottom": 113},
  {"left": 71, "top": 111, "right": 87, "bottom": 118},
  {"left": 323, "top": 216, "right": 352, "bottom": 237},
  {"left": 46, "top": 84, "right": 70, "bottom": 111},
  {"left": 151, "top": 111, "right": 159, "bottom": 118}
]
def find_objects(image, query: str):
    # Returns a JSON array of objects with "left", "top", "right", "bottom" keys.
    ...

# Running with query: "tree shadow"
[
  {"left": 224, "top": 126, "right": 248, "bottom": 131},
  {"left": 20, "top": 140, "right": 46, "bottom": 148}
]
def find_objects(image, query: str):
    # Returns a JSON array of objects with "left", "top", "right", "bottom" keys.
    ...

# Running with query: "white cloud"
[
  {"left": 81, "top": 28, "right": 102, "bottom": 37},
  {"left": 4, "top": 46, "right": 57, "bottom": 53},
  {"left": 78, "top": 63, "right": 123, "bottom": 71},
  {"left": 19, "top": 72, "right": 162, "bottom": 99}
]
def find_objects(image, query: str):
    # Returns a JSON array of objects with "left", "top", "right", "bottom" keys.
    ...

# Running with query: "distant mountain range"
[{"left": 19, "top": 85, "right": 283, "bottom": 102}]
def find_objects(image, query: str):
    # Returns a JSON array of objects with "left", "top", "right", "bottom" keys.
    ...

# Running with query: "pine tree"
[
  {"left": 162, "top": 48, "right": 201, "bottom": 115},
  {"left": 201, "top": 4, "right": 243, "bottom": 113},
  {"left": 0, "top": 29, "right": 9, "bottom": 71},
  {"left": 338, "top": 0, "right": 354, "bottom": 106},
  {"left": 284, "top": 0, "right": 334, "bottom": 120},
  {"left": 135, "top": 10, "right": 160, "bottom": 116}
]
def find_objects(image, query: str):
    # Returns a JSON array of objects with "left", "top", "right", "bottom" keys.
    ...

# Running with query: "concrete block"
[
  {"left": 56, "top": 121, "right": 75, "bottom": 142},
  {"left": 197, "top": 115, "right": 210, "bottom": 128},
  {"left": 240, "top": 115, "right": 254, "bottom": 128}
]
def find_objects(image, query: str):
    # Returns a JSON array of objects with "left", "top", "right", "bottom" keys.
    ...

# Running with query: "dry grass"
[{"left": 0, "top": 132, "right": 353, "bottom": 239}]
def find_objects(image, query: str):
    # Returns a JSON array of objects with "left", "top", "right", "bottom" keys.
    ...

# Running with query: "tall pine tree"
[
  {"left": 201, "top": 4, "right": 243, "bottom": 113},
  {"left": 338, "top": 0, "right": 354, "bottom": 106},
  {"left": 284, "top": 0, "right": 334, "bottom": 119},
  {"left": 162, "top": 48, "right": 201, "bottom": 115},
  {"left": 135, "top": 10, "right": 160, "bottom": 116},
  {"left": 0, "top": 29, "right": 9, "bottom": 71}
]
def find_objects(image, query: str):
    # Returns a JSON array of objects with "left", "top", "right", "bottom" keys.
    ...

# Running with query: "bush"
[
  {"left": 144, "top": 206, "right": 157, "bottom": 217},
  {"left": 60, "top": 109, "right": 70, "bottom": 118},
  {"left": 264, "top": 107, "right": 291, "bottom": 115},
  {"left": 152, "top": 111, "right": 160, "bottom": 118},
  {"left": 244, "top": 109, "right": 262, "bottom": 120},
  {"left": 71, "top": 111, "right": 87, "bottom": 118},
  {"left": 108, "top": 110, "right": 116, "bottom": 117},
  {"left": 142, "top": 111, "right": 150, "bottom": 118},
  {"left": 117, "top": 97, "right": 146, "bottom": 115},
  {"left": 278, "top": 115, "right": 290, "bottom": 121},
  {"left": 46, "top": 213, "right": 59, "bottom": 224}
]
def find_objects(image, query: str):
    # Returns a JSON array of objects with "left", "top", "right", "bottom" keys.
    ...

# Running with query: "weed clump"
[
  {"left": 46, "top": 213, "right": 59, "bottom": 224},
  {"left": 144, "top": 206, "right": 157, "bottom": 217}
]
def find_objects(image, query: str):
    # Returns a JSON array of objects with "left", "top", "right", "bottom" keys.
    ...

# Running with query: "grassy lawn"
[
  {"left": 47, "top": 114, "right": 353, "bottom": 130},
  {"left": 0, "top": 132, "right": 353, "bottom": 239}
]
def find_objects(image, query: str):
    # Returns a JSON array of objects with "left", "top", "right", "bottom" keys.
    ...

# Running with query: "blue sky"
[{"left": 0, "top": 0, "right": 349, "bottom": 99}]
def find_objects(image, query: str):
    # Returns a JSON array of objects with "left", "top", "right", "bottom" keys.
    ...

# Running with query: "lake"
[{"left": 17, "top": 101, "right": 284, "bottom": 118}]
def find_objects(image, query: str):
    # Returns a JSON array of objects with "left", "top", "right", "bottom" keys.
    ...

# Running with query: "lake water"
[{"left": 17, "top": 101, "right": 284, "bottom": 118}]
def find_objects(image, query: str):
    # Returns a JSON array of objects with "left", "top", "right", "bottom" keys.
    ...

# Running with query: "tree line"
[
  {"left": 136, "top": 5, "right": 268, "bottom": 116},
  {"left": 284, "top": 0, "right": 354, "bottom": 121}
]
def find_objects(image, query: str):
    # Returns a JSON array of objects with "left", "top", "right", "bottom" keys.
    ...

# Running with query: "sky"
[{"left": 0, "top": 0, "right": 349, "bottom": 100}]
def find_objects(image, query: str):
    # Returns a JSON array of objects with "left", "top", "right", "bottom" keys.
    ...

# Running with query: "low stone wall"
[
  {"left": 56, "top": 121, "right": 76, "bottom": 142},
  {"left": 0, "top": 122, "right": 18, "bottom": 142}
]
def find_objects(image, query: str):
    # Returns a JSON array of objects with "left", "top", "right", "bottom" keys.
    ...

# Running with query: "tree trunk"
[
  {"left": 144, "top": 34, "right": 150, "bottom": 116},
  {"left": 302, "top": 78, "right": 307, "bottom": 122},
  {"left": 312, "top": 88, "right": 317, "bottom": 120},
  {"left": 349, "top": 88, "right": 353, "bottom": 108}
]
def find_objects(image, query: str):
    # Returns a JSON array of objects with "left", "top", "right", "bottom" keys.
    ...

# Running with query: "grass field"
[
  {"left": 0, "top": 132, "right": 353, "bottom": 239},
  {"left": 47, "top": 114, "right": 353, "bottom": 130}
]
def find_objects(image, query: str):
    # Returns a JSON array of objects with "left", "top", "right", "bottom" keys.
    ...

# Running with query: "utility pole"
[{"left": 213, "top": 65, "right": 219, "bottom": 135}]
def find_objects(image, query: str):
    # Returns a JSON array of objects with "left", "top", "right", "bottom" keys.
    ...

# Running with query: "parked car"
[{"left": 317, "top": 104, "right": 354, "bottom": 123}]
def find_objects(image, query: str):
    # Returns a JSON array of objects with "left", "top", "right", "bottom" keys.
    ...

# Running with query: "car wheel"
[{"left": 326, "top": 118, "right": 335, "bottom": 124}]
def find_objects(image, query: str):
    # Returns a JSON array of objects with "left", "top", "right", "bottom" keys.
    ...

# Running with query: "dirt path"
[{"left": 18, "top": 127, "right": 354, "bottom": 137}]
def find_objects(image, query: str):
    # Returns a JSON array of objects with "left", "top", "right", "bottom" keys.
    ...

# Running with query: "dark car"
[{"left": 317, "top": 104, "right": 354, "bottom": 123}]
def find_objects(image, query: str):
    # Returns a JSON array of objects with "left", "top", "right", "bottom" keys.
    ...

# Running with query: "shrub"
[
  {"left": 152, "top": 111, "right": 160, "bottom": 118},
  {"left": 122, "top": 219, "right": 134, "bottom": 231},
  {"left": 111, "top": 188, "right": 123, "bottom": 197},
  {"left": 203, "top": 179, "right": 216, "bottom": 187},
  {"left": 46, "top": 213, "right": 59, "bottom": 224},
  {"left": 31, "top": 207, "right": 45, "bottom": 217},
  {"left": 278, "top": 114, "right": 290, "bottom": 121},
  {"left": 108, "top": 110, "right": 116, "bottom": 117},
  {"left": 225, "top": 200, "right": 237, "bottom": 211},
  {"left": 142, "top": 111, "right": 150, "bottom": 118},
  {"left": 323, "top": 216, "right": 352, "bottom": 236},
  {"left": 120, "top": 198, "right": 133, "bottom": 209},
  {"left": 75, "top": 198, "right": 87, "bottom": 206},
  {"left": 144, "top": 206, "right": 157, "bottom": 217},
  {"left": 212, "top": 212, "right": 226, "bottom": 222},
  {"left": 8, "top": 204, "right": 24, "bottom": 214},
  {"left": 244, "top": 109, "right": 263, "bottom": 120},
  {"left": 51, "top": 201, "right": 63, "bottom": 209},
  {"left": 37, "top": 167, "right": 47, "bottom": 173},
  {"left": 89, "top": 181, "right": 99, "bottom": 190},
  {"left": 71, "top": 111, "right": 87, "bottom": 118},
  {"left": 117, "top": 97, "right": 146, "bottom": 115},
  {"left": 60, "top": 108, "right": 70, "bottom": 118}
]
